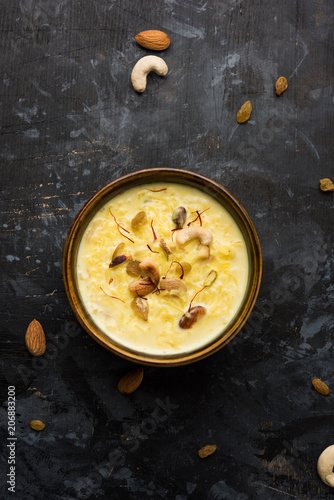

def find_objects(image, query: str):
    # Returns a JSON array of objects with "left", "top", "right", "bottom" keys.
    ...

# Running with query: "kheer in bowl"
[{"left": 63, "top": 168, "right": 261, "bottom": 366}]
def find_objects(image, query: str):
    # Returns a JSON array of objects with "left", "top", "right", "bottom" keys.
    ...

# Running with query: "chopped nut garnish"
[
  {"left": 179, "top": 306, "right": 206, "bottom": 329},
  {"left": 204, "top": 270, "right": 218, "bottom": 287},
  {"left": 131, "top": 297, "right": 149, "bottom": 321},
  {"left": 196, "top": 243, "right": 210, "bottom": 259},
  {"left": 128, "top": 258, "right": 160, "bottom": 296},
  {"left": 131, "top": 211, "right": 147, "bottom": 231},
  {"left": 160, "top": 238, "right": 172, "bottom": 259},
  {"left": 126, "top": 260, "right": 141, "bottom": 277},
  {"left": 172, "top": 206, "right": 187, "bottom": 228},
  {"left": 112, "top": 242, "right": 125, "bottom": 260},
  {"left": 160, "top": 278, "right": 187, "bottom": 293},
  {"left": 109, "top": 253, "right": 132, "bottom": 268}
]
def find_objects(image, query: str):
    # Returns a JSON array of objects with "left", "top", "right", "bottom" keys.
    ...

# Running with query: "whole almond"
[
  {"left": 312, "top": 378, "right": 330, "bottom": 395},
  {"left": 25, "top": 319, "right": 46, "bottom": 356},
  {"left": 30, "top": 420, "right": 45, "bottom": 431},
  {"left": 118, "top": 368, "right": 144, "bottom": 394},
  {"left": 135, "top": 30, "right": 171, "bottom": 51},
  {"left": 198, "top": 444, "right": 217, "bottom": 458}
]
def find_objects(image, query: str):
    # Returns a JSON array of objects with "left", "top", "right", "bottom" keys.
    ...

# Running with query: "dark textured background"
[{"left": 1, "top": 1, "right": 334, "bottom": 499}]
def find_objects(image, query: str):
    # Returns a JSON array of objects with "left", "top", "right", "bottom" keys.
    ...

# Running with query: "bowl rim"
[{"left": 63, "top": 167, "right": 262, "bottom": 367}]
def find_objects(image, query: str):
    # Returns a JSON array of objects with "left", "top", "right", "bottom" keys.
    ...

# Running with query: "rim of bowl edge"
[{"left": 63, "top": 167, "right": 262, "bottom": 367}]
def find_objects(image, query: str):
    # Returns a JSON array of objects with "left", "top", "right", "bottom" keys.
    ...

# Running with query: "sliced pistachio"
[
  {"left": 109, "top": 253, "right": 132, "bottom": 268},
  {"left": 131, "top": 211, "right": 147, "bottom": 231},
  {"left": 160, "top": 278, "right": 187, "bottom": 293},
  {"left": 126, "top": 260, "right": 141, "bottom": 277},
  {"left": 179, "top": 306, "right": 206, "bottom": 329},
  {"left": 172, "top": 206, "right": 187, "bottom": 228},
  {"left": 112, "top": 242, "right": 125, "bottom": 260},
  {"left": 131, "top": 297, "right": 149, "bottom": 321},
  {"left": 204, "top": 270, "right": 217, "bottom": 287}
]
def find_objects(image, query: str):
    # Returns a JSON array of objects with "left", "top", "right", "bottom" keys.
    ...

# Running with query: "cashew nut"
[
  {"left": 175, "top": 226, "right": 213, "bottom": 246},
  {"left": 196, "top": 243, "right": 210, "bottom": 259},
  {"left": 128, "top": 257, "right": 160, "bottom": 296},
  {"left": 131, "top": 55, "right": 168, "bottom": 93},
  {"left": 317, "top": 445, "right": 334, "bottom": 487},
  {"left": 159, "top": 278, "right": 187, "bottom": 294},
  {"left": 139, "top": 258, "right": 160, "bottom": 286}
]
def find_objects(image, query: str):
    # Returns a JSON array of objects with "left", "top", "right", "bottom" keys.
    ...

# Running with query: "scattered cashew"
[
  {"left": 131, "top": 55, "right": 168, "bottom": 93},
  {"left": 175, "top": 226, "right": 213, "bottom": 246},
  {"left": 317, "top": 445, "right": 334, "bottom": 487},
  {"left": 128, "top": 257, "right": 160, "bottom": 296},
  {"left": 139, "top": 258, "right": 160, "bottom": 286},
  {"left": 196, "top": 243, "right": 210, "bottom": 259},
  {"left": 159, "top": 278, "right": 187, "bottom": 293}
]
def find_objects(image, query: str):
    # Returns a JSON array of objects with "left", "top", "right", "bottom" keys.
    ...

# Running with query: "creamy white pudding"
[{"left": 76, "top": 182, "right": 249, "bottom": 356}]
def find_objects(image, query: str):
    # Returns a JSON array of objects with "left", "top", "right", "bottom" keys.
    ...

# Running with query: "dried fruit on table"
[
  {"left": 319, "top": 178, "right": 334, "bottom": 192},
  {"left": 312, "top": 378, "right": 330, "bottom": 395},
  {"left": 236, "top": 100, "right": 252, "bottom": 123},
  {"left": 25, "top": 319, "right": 46, "bottom": 356},
  {"left": 30, "top": 420, "right": 45, "bottom": 431},
  {"left": 118, "top": 368, "right": 144, "bottom": 394},
  {"left": 135, "top": 30, "right": 171, "bottom": 51},
  {"left": 275, "top": 76, "right": 288, "bottom": 96},
  {"left": 198, "top": 444, "right": 217, "bottom": 458}
]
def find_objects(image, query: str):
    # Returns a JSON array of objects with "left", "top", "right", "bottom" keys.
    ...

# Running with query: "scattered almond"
[
  {"left": 135, "top": 30, "right": 171, "bottom": 51},
  {"left": 236, "top": 100, "right": 252, "bottom": 123},
  {"left": 312, "top": 378, "right": 330, "bottom": 395},
  {"left": 275, "top": 76, "right": 288, "bottom": 96},
  {"left": 179, "top": 306, "right": 206, "bottom": 329},
  {"left": 198, "top": 444, "right": 217, "bottom": 458},
  {"left": 30, "top": 420, "right": 45, "bottom": 431},
  {"left": 25, "top": 319, "right": 46, "bottom": 356},
  {"left": 319, "top": 178, "right": 334, "bottom": 192},
  {"left": 118, "top": 368, "right": 144, "bottom": 394}
]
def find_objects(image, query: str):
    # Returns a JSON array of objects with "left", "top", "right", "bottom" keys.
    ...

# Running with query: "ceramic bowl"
[{"left": 63, "top": 168, "right": 262, "bottom": 366}]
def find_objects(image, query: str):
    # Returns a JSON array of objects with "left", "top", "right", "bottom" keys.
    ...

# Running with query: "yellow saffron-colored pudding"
[{"left": 76, "top": 183, "right": 249, "bottom": 355}]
